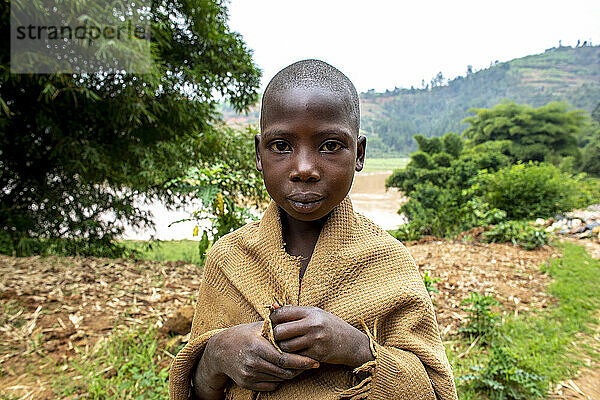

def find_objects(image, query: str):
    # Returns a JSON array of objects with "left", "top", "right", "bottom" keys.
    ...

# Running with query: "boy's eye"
[
  {"left": 320, "top": 141, "right": 342, "bottom": 152},
  {"left": 269, "top": 141, "right": 291, "bottom": 152}
]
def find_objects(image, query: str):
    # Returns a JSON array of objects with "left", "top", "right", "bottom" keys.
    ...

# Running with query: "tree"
[
  {"left": 592, "top": 102, "right": 600, "bottom": 123},
  {"left": 580, "top": 104, "right": 600, "bottom": 176},
  {"left": 580, "top": 137, "right": 600, "bottom": 176},
  {"left": 0, "top": 0, "right": 261, "bottom": 255},
  {"left": 463, "top": 101, "right": 585, "bottom": 163},
  {"left": 386, "top": 133, "right": 510, "bottom": 238}
]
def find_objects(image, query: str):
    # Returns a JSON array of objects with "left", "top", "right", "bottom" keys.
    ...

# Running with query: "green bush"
[
  {"left": 477, "top": 162, "right": 593, "bottom": 220},
  {"left": 463, "top": 101, "right": 584, "bottom": 164},
  {"left": 477, "top": 162, "right": 592, "bottom": 220},
  {"left": 459, "top": 292, "right": 502, "bottom": 344},
  {"left": 580, "top": 137, "right": 600, "bottom": 176},
  {"left": 387, "top": 133, "right": 512, "bottom": 239},
  {"left": 388, "top": 222, "right": 426, "bottom": 242},
  {"left": 482, "top": 221, "right": 551, "bottom": 250},
  {"left": 458, "top": 345, "right": 545, "bottom": 400}
]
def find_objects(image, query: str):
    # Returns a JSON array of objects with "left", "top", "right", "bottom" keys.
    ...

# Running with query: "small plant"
[
  {"left": 422, "top": 271, "right": 441, "bottom": 293},
  {"left": 457, "top": 345, "right": 545, "bottom": 400},
  {"left": 459, "top": 292, "right": 502, "bottom": 344},
  {"left": 482, "top": 221, "right": 550, "bottom": 250},
  {"left": 56, "top": 324, "right": 169, "bottom": 399},
  {"left": 388, "top": 222, "right": 426, "bottom": 241}
]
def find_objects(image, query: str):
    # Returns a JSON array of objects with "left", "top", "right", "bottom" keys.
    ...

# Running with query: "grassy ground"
[
  {"left": 25, "top": 241, "right": 597, "bottom": 399},
  {"left": 53, "top": 325, "right": 171, "bottom": 400},
  {"left": 119, "top": 239, "right": 202, "bottom": 265},
  {"left": 448, "top": 241, "right": 600, "bottom": 399},
  {"left": 360, "top": 157, "right": 408, "bottom": 173}
]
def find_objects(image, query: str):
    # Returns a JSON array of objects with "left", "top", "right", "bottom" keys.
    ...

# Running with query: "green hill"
[{"left": 221, "top": 45, "right": 600, "bottom": 156}]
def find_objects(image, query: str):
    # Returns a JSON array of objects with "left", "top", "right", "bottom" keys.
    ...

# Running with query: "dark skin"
[{"left": 192, "top": 85, "right": 370, "bottom": 400}]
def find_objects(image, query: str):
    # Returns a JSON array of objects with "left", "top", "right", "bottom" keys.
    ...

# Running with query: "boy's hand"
[
  {"left": 270, "top": 306, "right": 375, "bottom": 368},
  {"left": 196, "top": 321, "right": 320, "bottom": 393}
]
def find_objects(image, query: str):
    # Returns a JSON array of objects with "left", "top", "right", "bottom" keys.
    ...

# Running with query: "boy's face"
[{"left": 256, "top": 86, "right": 366, "bottom": 222}]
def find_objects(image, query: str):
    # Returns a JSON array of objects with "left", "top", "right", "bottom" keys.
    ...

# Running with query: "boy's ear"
[
  {"left": 355, "top": 135, "right": 366, "bottom": 172},
  {"left": 255, "top": 134, "right": 263, "bottom": 171}
]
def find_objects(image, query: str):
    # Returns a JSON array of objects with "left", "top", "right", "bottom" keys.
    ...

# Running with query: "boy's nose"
[{"left": 289, "top": 151, "right": 320, "bottom": 182}]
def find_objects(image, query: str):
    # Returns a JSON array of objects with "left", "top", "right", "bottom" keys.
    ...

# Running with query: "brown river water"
[{"left": 118, "top": 171, "right": 406, "bottom": 240}]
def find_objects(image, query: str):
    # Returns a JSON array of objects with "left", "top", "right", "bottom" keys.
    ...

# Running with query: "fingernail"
[{"left": 312, "top": 362, "right": 320, "bottom": 368}]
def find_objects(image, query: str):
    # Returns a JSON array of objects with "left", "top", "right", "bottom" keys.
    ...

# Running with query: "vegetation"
[
  {"left": 167, "top": 125, "right": 267, "bottom": 265},
  {"left": 580, "top": 102, "right": 600, "bottom": 177},
  {"left": 387, "top": 134, "right": 509, "bottom": 239},
  {"left": 463, "top": 101, "right": 584, "bottom": 163},
  {"left": 475, "top": 162, "right": 593, "bottom": 220},
  {"left": 120, "top": 239, "right": 204, "bottom": 265},
  {"left": 360, "top": 45, "right": 600, "bottom": 155},
  {"left": 459, "top": 292, "right": 502, "bottom": 344},
  {"left": 458, "top": 345, "right": 545, "bottom": 400},
  {"left": 481, "top": 221, "right": 550, "bottom": 250},
  {"left": 55, "top": 324, "right": 170, "bottom": 399},
  {"left": 453, "top": 242, "right": 600, "bottom": 399},
  {"left": 0, "top": 0, "right": 261, "bottom": 257},
  {"left": 387, "top": 99, "right": 599, "bottom": 242},
  {"left": 500, "top": 243, "right": 600, "bottom": 383},
  {"left": 422, "top": 271, "right": 440, "bottom": 294},
  {"left": 360, "top": 157, "right": 408, "bottom": 173}
]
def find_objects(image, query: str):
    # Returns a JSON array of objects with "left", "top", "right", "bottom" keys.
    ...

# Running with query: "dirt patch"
[
  {"left": 406, "top": 239, "right": 561, "bottom": 336},
  {"left": 0, "top": 255, "right": 202, "bottom": 398}
]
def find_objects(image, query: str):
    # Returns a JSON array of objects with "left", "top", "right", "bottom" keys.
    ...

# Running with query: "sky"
[{"left": 227, "top": 0, "right": 600, "bottom": 94}]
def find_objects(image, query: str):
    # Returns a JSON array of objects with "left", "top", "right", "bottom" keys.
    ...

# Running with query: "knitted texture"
[{"left": 169, "top": 195, "right": 458, "bottom": 400}]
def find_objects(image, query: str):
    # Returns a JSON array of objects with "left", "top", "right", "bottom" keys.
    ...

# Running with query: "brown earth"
[{"left": 0, "top": 238, "right": 597, "bottom": 399}]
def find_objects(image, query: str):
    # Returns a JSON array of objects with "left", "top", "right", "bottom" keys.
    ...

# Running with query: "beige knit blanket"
[{"left": 169, "top": 195, "right": 458, "bottom": 400}]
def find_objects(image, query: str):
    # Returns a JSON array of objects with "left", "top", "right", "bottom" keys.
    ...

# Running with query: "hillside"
[{"left": 220, "top": 45, "right": 600, "bottom": 156}]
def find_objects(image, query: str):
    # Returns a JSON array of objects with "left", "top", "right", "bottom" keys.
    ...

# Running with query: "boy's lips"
[
  {"left": 286, "top": 193, "right": 325, "bottom": 213},
  {"left": 287, "top": 192, "right": 324, "bottom": 202}
]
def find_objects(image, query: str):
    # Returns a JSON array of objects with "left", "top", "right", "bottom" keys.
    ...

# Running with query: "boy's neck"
[{"left": 279, "top": 209, "right": 328, "bottom": 276}]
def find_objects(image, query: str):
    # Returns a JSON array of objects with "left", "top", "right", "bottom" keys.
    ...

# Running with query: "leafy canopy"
[
  {"left": 0, "top": 0, "right": 261, "bottom": 255},
  {"left": 463, "top": 101, "right": 585, "bottom": 163}
]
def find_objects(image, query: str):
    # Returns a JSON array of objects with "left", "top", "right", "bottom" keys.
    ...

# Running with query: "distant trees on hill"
[{"left": 360, "top": 46, "right": 600, "bottom": 156}]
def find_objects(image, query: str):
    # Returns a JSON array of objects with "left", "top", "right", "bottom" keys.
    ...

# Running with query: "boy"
[{"left": 169, "top": 60, "right": 458, "bottom": 400}]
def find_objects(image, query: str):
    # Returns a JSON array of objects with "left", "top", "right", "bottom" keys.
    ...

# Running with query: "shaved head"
[{"left": 260, "top": 59, "right": 360, "bottom": 135}]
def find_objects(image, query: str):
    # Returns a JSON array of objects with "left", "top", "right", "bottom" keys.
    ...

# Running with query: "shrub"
[
  {"left": 458, "top": 345, "right": 545, "bottom": 400},
  {"left": 459, "top": 292, "right": 502, "bottom": 344},
  {"left": 432, "top": 152, "right": 453, "bottom": 167},
  {"left": 580, "top": 136, "right": 600, "bottom": 176},
  {"left": 476, "top": 162, "right": 588, "bottom": 219},
  {"left": 387, "top": 133, "right": 511, "bottom": 239},
  {"left": 388, "top": 222, "right": 426, "bottom": 242},
  {"left": 482, "top": 221, "right": 551, "bottom": 250}
]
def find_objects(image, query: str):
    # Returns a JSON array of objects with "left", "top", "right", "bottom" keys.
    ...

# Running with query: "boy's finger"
[
  {"left": 252, "top": 359, "right": 305, "bottom": 381},
  {"left": 269, "top": 305, "right": 309, "bottom": 325},
  {"left": 277, "top": 336, "right": 310, "bottom": 353},
  {"left": 261, "top": 345, "right": 319, "bottom": 370},
  {"left": 273, "top": 320, "right": 309, "bottom": 341}
]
